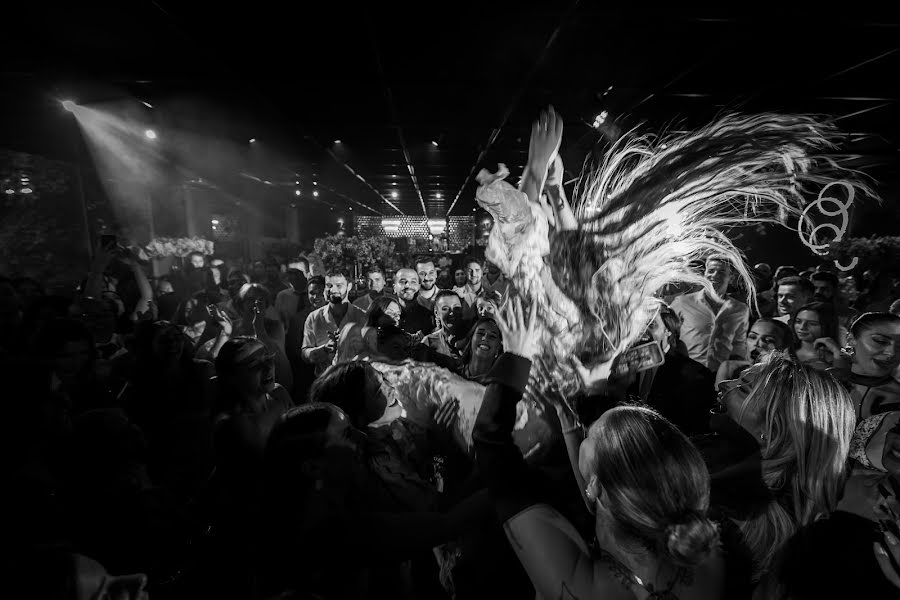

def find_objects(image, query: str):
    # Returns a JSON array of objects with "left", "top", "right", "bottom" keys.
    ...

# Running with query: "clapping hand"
[{"left": 494, "top": 297, "right": 541, "bottom": 361}]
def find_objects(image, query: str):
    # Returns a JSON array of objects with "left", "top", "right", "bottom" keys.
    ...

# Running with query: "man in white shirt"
[
  {"left": 773, "top": 276, "right": 815, "bottom": 324},
  {"left": 301, "top": 270, "right": 367, "bottom": 375},
  {"left": 414, "top": 256, "right": 439, "bottom": 312},
  {"left": 452, "top": 256, "right": 484, "bottom": 320},
  {"left": 670, "top": 256, "right": 750, "bottom": 372}
]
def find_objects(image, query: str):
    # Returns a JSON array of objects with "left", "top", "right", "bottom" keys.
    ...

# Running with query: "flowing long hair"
[
  {"left": 479, "top": 113, "right": 873, "bottom": 396},
  {"left": 733, "top": 352, "right": 855, "bottom": 579}
]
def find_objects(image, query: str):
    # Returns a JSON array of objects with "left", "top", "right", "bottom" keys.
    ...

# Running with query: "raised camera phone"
[{"left": 615, "top": 340, "right": 665, "bottom": 377}]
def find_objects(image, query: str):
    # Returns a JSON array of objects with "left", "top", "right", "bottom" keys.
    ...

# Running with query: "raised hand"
[
  {"left": 527, "top": 106, "right": 563, "bottom": 178},
  {"left": 494, "top": 296, "right": 541, "bottom": 361}
]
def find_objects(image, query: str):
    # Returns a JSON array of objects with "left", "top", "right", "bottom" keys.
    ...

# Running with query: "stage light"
[
  {"left": 264, "top": 180, "right": 271, "bottom": 185},
  {"left": 313, "top": 191, "right": 319, "bottom": 197},
  {"left": 431, "top": 141, "right": 439, "bottom": 147},
  {"left": 21, "top": 188, "right": 33, "bottom": 194},
  {"left": 392, "top": 182, "right": 397, "bottom": 186},
  {"left": 349, "top": 207, "right": 353, "bottom": 211},
  {"left": 472, "top": 207, "right": 476, "bottom": 211},
  {"left": 313, "top": 181, "right": 317, "bottom": 186},
  {"left": 390, "top": 191, "right": 398, "bottom": 199},
  {"left": 142, "top": 101, "right": 153, "bottom": 109},
  {"left": 61, "top": 100, "right": 76, "bottom": 112},
  {"left": 5, "top": 189, "right": 15, "bottom": 194},
  {"left": 249, "top": 138, "right": 257, "bottom": 143},
  {"left": 334, "top": 139, "right": 342, "bottom": 144},
  {"left": 144, "top": 129, "right": 157, "bottom": 140},
  {"left": 435, "top": 192, "right": 442, "bottom": 199},
  {"left": 295, "top": 180, "right": 300, "bottom": 185},
  {"left": 295, "top": 190, "right": 301, "bottom": 196},
  {"left": 211, "top": 219, "right": 220, "bottom": 225}
]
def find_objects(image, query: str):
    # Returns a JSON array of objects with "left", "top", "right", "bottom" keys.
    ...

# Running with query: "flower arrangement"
[
  {"left": 313, "top": 234, "right": 408, "bottom": 276},
  {"left": 141, "top": 236, "right": 214, "bottom": 259}
]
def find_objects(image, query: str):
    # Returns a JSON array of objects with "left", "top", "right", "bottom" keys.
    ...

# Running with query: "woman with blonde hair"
[
  {"left": 474, "top": 299, "right": 726, "bottom": 599},
  {"left": 699, "top": 351, "right": 856, "bottom": 586}
]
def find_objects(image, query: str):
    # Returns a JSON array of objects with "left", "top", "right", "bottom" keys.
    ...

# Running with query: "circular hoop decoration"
[{"left": 796, "top": 181, "right": 858, "bottom": 271}]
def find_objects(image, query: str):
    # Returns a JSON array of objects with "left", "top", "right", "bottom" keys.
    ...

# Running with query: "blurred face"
[
  {"left": 475, "top": 296, "right": 497, "bottom": 318},
  {"left": 325, "top": 275, "right": 350, "bottom": 304},
  {"left": 454, "top": 269, "right": 466, "bottom": 286},
  {"left": 435, "top": 295, "right": 462, "bottom": 331},
  {"left": 471, "top": 321, "right": 501, "bottom": 360},
  {"left": 852, "top": 322, "right": 900, "bottom": 377},
  {"left": 190, "top": 254, "right": 205, "bottom": 269},
  {"left": 705, "top": 260, "right": 732, "bottom": 295},
  {"left": 466, "top": 262, "right": 483, "bottom": 286},
  {"left": 812, "top": 279, "right": 836, "bottom": 301},
  {"left": 308, "top": 282, "right": 326, "bottom": 309},
  {"left": 416, "top": 261, "right": 437, "bottom": 291},
  {"left": 235, "top": 348, "right": 277, "bottom": 397},
  {"left": 365, "top": 369, "right": 405, "bottom": 426},
  {"left": 383, "top": 301, "right": 402, "bottom": 327},
  {"left": 794, "top": 309, "right": 823, "bottom": 343},
  {"left": 394, "top": 269, "right": 420, "bottom": 301},
  {"left": 55, "top": 340, "right": 92, "bottom": 379},
  {"left": 747, "top": 320, "right": 784, "bottom": 362},
  {"left": 777, "top": 284, "right": 810, "bottom": 317},
  {"left": 644, "top": 311, "right": 671, "bottom": 352},
  {"left": 367, "top": 271, "right": 385, "bottom": 293},
  {"left": 716, "top": 362, "right": 765, "bottom": 435}
]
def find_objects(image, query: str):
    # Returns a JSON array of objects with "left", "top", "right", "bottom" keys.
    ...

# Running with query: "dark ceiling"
[{"left": 2, "top": 3, "right": 899, "bottom": 220}]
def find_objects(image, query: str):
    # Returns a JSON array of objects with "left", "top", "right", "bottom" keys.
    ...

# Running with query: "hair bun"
[{"left": 664, "top": 513, "right": 720, "bottom": 567}]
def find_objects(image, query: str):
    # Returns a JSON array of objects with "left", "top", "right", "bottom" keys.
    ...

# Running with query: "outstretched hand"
[
  {"left": 528, "top": 106, "right": 563, "bottom": 178},
  {"left": 494, "top": 297, "right": 541, "bottom": 361}
]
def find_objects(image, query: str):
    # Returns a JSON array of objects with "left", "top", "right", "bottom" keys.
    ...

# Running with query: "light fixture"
[
  {"left": 435, "top": 192, "right": 442, "bottom": 199},
  {"left": 61, "top": 100, "right": 76, "bottom": 112},
  {"left": 313, "top": 181, "right": 317, "bottom": 186},
  {"left": 390, "top": 191, "right": 398, "bottom": 199},
  {"left": 4, "top": 189, "right": 14, "bottom": 194},
  {"left": 334, "top": 139, "right": 342, "bottom": 144},
  {"left": 349, "top": 207, "right": 353, "bottom": 211},
  {"left": 313, "top": 191, "right": 319, "bottom": 197},
  {"left": 428, "top": 218, "right": 447, "bottom": 235},
  {"left": 249, "top": 138, "right": 257, "bottom": 143},
  {"left": 431, "top": 140, "right": 439, "bottom": 147},
  {"left": 295, "top": 190, "right": 301, "bottom": 196},
  {"left": 20, "top": 188, "right": 33, "bottom": 194},
  {"left": 392, "top": 182, "right": 397, "bottom": 186},
  {"left": 211, "top": 219, "right": 220, "bottom": 225},
  {"left": 264, "top": 180, "right": 271, "bottom": 185},
  {"left": 144, "top": 129, "right": 157, "bottom": 140},
  {"left": 592, "top": 110, "right": 609, "bottom": 128},
  {"left": 142, "top": 101, "right": 153, "bottom": 109},
  {"left": 295, "top": 180, "right": 300, "bottom": 185}
]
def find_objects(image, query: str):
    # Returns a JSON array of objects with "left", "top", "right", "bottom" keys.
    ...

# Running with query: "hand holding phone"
[{"left": 614, "top": 340, "right": 665, "bottom": 377}]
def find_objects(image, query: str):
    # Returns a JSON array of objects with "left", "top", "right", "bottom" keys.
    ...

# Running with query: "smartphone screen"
[{"left": 615, "top": 340, "right": 665, "bottom": 377}]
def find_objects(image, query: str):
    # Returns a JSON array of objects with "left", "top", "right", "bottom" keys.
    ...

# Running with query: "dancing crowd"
[{"left": 4, "top": 234, "right": 900, "bottom": 599}]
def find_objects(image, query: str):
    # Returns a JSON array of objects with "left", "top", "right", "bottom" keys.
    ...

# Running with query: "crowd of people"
[{"left": 4, "top": 230, "right": 900, "bottom": 599}]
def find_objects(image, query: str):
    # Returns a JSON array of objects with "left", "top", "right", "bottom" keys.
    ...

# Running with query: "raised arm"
[
  {"left": 519, "top": 106, "right": 563, "bottom": 207},
  {"left": 474, "top": 298, "right": 605, "bottom": 598}
]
